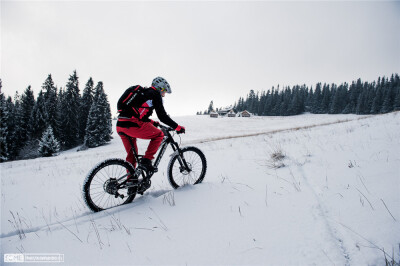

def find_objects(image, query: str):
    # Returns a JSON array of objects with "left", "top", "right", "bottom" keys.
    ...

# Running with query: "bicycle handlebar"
[
  {"left": 157, "top": 124, "right": 185, "bottom": 135},
  {"left": 158, "top": 124, "right": 174, "bottom": 131}
]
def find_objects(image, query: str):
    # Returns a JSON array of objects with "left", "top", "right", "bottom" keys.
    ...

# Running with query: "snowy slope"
[{"left": 1, "top": 113, "right": 399, "bottom": 265}]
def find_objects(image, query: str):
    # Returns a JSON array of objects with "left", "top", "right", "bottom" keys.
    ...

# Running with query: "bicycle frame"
[{"left": 119, "top": 126, "right": 189, "bottom": 177}]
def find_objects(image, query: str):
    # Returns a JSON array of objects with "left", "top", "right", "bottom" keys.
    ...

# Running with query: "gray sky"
[{"left": 1, "top": 1, "right": 400, "bottom": 116}]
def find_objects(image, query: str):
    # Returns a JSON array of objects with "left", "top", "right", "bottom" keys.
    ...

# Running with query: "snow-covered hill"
[{"left": 1, "top": 113, "right": 399, "bottom": 265}]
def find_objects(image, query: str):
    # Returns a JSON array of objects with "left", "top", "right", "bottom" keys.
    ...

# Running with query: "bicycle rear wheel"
[
  {"left": 167, "top": 146, "right": 207, "bottom": 189},
  {"left": 83, "top": 158, "right": 137, "bottom": 212}
]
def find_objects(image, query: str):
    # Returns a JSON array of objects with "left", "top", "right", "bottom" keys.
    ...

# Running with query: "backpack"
[{"left": 117, "top": 85, "right": 147, "bottom": 118}]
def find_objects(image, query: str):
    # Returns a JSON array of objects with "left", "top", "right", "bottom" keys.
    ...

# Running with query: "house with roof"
[
  {"left": 238, "top": 110, "right": 251, "bottom": 117},
  {"left": 209, "top": 111, "right": 219, "bottom": 118},
  {"left": 227, "top": 110, "right": 236, "bottom": 117},
  {"left": 217, "top": 106, "right": 234, "bottom": 116}
]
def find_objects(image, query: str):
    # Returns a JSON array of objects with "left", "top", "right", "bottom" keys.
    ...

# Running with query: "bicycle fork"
[{"left": 170, "top": 144, "right": 192, "bottom": 173}]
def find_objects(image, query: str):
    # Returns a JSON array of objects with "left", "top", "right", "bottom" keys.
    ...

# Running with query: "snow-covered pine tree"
[
  {"left": 394, "top": 86, "right": 400, "bottom": 111},
  {"left": 3, "top": 96, "right": 16, "bottom": 159},
  {"left": 247, "top": 90, "right": 257, "bottom": 114},
  {"left": 278, "top": 88, "right": 290, "bottom": 116},
  {"left": 79, "top": 77, "right": 94, "bottom": 142},
  {"left": 55, "top": 87, "right": 66, "bottom": 146},
  {"left": 258, "top": 91, "right": 266, "bottom": 115},
  {"left": 288, "top": 87, "right": 303, "bottom": 115},
  {"left": 329, "top": 85, "right": 342, "bottom": 114},
  {"left": 0, "top": 84, "right": 10, "bottom": 161},
  {"left": 370, "top": 83, "right": 382, "bottom": 114},
  {"left": 271, "top": 88, "right": 281, "bottom": 116},
  {"left": 38, "top": 126, "right": 60, "bottom": 157},
  {"left": 31, "top": 90, "right": 48, "bottom": 139},
  {"left": 312, "top": 83, "right": 322, "bottom": 113},
  {"left": 321, "top": 84, "right": 331, "bottom": 113},
  {"left": 393, "top": 74, "right": 400, "bottom": 111},
  {"left": 10, "top": 92, "right": 25, "bottom": 158},
  {"left": 84, "top": 81, "right": 112, "bottom": 148},
  {"left": 380, "top": 76, "right": 395, "bottom": 114},
  {"left": 207, "top": 101, "right": 214, "bottom": 114},
  {"left": 264, "top": 91, "right": 273, "bottom": 115},
  {"left": 60, "top": 70, "right": 81, "bottom": 148},
  {"left": 20, "top": 86, "right": 36, "bottom": 142},
  {"left": 42, "top": 74, "right": 58, "bottom": 135},
  {"left": 15, "top": 86, "right": 40, "bottom": 159}
]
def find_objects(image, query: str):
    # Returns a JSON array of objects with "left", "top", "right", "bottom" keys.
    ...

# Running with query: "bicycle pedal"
[{"left": 115, "top": 193, "right": 124, "bottom": 199}]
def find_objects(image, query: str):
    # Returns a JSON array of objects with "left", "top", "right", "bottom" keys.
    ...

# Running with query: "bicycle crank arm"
[{"left": 114, "top": 192, "right": 125, "bottom": 199}]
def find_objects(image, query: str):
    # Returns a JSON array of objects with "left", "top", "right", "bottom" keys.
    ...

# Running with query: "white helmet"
[{"left": 152, "top": 77, "right": 171, "bottom": 94}]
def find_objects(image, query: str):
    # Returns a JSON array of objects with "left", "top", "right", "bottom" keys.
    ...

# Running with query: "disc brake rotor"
[{"left": 180, "top": 162, "right": 192, "bottom": 175}]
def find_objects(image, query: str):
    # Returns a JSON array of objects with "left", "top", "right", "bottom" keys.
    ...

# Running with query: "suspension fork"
[{"left": 170, "top": 141, "right": 191, "bottom": 171}]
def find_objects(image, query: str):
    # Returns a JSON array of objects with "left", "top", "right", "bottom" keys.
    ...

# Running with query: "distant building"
[
  {"left": 227, "top": 110, "right": 236, "bottom": 117},
  {"left": 210, "top": 111, "right": 219, "bottom": 118},
  {"left": 239, "top": 110, "right": 251, "bottom": 117},
  {"left": 217, "top": 106, "right": 234, "bottom": 116}
]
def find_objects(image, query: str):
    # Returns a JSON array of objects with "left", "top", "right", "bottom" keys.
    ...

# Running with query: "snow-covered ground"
[{"left": 1, "top": 112, "right": 399, "bottom": 265}]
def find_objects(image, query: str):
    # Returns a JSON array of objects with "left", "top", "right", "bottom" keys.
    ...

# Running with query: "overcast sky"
[{"left": 1, "top": 1, "right": 400, "bottom": 117}]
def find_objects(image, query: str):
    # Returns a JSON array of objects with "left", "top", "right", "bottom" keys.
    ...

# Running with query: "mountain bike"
[{"left": 82, "top": 125, "right": 207, "bottom": 212}]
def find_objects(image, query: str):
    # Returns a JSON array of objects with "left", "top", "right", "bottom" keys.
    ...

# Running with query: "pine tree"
[
  {"left": 31, "top": 91, "right": 47, "bottom": 139},
  {"left": 288, "top": 87, "right": 303, "bottom": 115},
  {"left": 0, "top": 84, "right": 10, "bottom": 161},
  {"left": 312, "top": 83, "right": 322, "bottom": 113},
  {"left": 343, "top": 81, "right": 358, "bottom": 114},
  {"left": 365, "top": 83, "right": 376, "bottom": 114},
  {"left": 392, "top": 74, "right": 400, "bottom": 111},
  {"left": 321, "top": 84, "right": 331, "bottom": 113},
  {"left": 380, "top": 75, "right": 395, "bottom": 113},
  {"left": 356, "top": 93, "right": 366, "bottom": 114},
  {"left": 207, "top": 101, "right": 214, "bottom": 114},
  {"left": 79, "top": 77, "right": 94, "bottom": 141},
  {"left": 271, "top": 88, "right": 281, "bottom": 116},
  {"left": 279, "top": 87, "right": 291, "bottom": 116},
  {"left": 11, "top": 92, "right": 25, "bottom": 158},
  {"left": 38, "top": 126, "right": 60, "bottom": 157},
  {"left": 20, "top": 86, "right": 36, "bottom": 141},
  {"left": 247, "top": 90, "right": 256, "bottom": 114},
  {"left": 394, "top": 86, "right": 400, "bottom": 111},
  {"left": 55, "top": 87, "right": 66, "bottom": 145},
  {"left": 258, "top": 91, "right": 267, "bottom": 115},
  {"left": 42, "top": 74, "right": 58, "bottom": 133},
  {"left": 60, "top": 70, "right": 81, "bottom": 148},
  {"left": 263, "top": 90, "right": 272, "bottom": 115},
  {"left": 370, "top": 85, "right": 383, "bottom": 114},
  {"left": 330, "top": 84, "right": 346, "bottom": 114},
  {"left": 84, "top": 82, "right": 112, "bottom": 148}
]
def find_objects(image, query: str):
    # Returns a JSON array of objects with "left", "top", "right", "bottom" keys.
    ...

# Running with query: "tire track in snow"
[
  {"left": 295, "top": 164, "right": 351, "bottom": 266},
  {"left": 185, "top": 116, "right": 372, "bottom": 145}
]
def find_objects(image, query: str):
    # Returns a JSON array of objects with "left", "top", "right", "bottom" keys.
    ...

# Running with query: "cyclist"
[{"left": 116, "top": 77, "right": 185, "bottom": 173}]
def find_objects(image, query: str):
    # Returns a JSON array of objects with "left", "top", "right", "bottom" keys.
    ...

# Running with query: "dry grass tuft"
[{"left": 266, "top": 144, "right": 286, "bottom": 169}]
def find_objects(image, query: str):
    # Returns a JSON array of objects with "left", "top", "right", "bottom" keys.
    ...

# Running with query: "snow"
[{"left": 1, "top": 112, "right": 399, "bottom": 265}]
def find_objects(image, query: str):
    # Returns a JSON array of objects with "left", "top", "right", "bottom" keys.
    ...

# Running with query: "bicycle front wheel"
[{"left": 167, "top": 146, "right": 207, "bottom": 189}]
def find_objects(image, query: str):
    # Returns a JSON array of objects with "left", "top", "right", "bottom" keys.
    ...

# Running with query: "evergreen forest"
[
  {"left": 0, "top": 71, "right": 113, "bottom": 162},
  {"left": 200, "top": 74, "right": 400, "bottom": 116}
]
